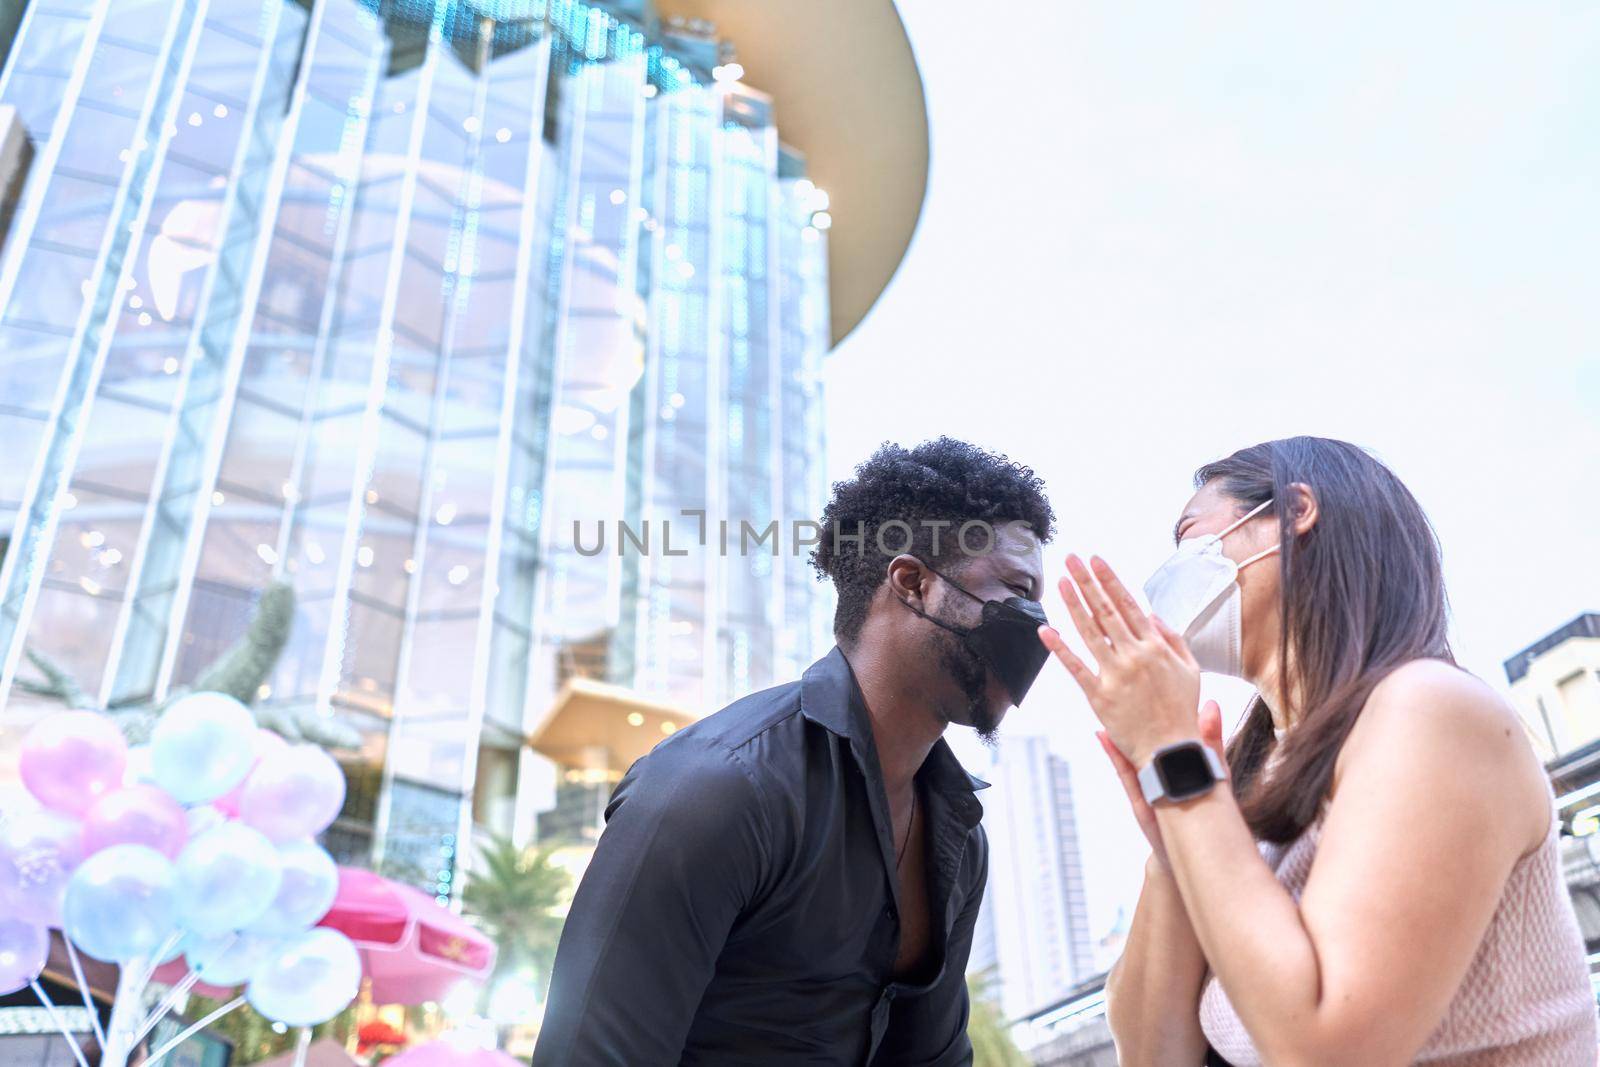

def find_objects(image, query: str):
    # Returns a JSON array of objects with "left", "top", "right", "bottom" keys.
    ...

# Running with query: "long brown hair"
[{"left": 1198, "top": 437, "right": 1453, "bottom": 844}]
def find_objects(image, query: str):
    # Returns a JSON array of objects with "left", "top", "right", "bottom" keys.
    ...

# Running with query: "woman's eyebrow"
[{"left": 1173, "top": 513, "right": 1194, "bottom": 546}]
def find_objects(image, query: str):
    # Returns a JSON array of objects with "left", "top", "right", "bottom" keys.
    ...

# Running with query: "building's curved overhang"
[{"left": 658, "top": 0, "right": 929, "bottom": 348}]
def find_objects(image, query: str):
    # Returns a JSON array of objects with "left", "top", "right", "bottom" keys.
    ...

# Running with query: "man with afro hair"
[{"left": 537, "top": 438, "right": 1055, "bottom": 1066}]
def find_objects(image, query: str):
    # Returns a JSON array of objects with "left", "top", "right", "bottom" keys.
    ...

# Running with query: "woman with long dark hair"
[{"left": 1039, "top": 437, "right": 1597, "bottom": 1065}]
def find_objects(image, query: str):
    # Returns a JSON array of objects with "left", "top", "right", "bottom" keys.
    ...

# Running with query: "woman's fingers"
[
  {"left": 1150, "top": 613, "right": 1199, "bottom": 670},
  {"left": 1054, "top": 574, "right": 1108, "bottom": 654},
  {"left": 1089, "top": 556, "right": 1151, "bottom": 639},
  {"left": 1066, "top": 555, "right": 1135, "bottom": 646},
  {"left": 1039, "top": 625, "right": 1099, "bottom": 697},
  {"left": 1198, "top": 699, "right": 1225, "bottom": 760}
]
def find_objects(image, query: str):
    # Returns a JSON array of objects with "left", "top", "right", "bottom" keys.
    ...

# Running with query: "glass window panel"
[
  {"left": 9, "top": 244, "right": 94, "bottom": 331},
  {"left": 345, "top": 518, "right": 416, "bottom": 610},
  {"left": 238, "top": 336, "right": 315, "bottom": 411},
  {"left": 366, "top": 417, "right": 426, "bottom": 519},
  {"left": 69, "top": 394, "right": 165, "bottom": 499},
  {"left": 35, "top": 170, "right": 117, "bottom": 251},
  {"left": 0, "top": 323, "right": 71, "bottom": 416},
  {"left": 0, "top": 414, "right": 48, "bottom": 507},
  {"left": 382, "top": 342, "right": 440, "bottom": 428},
  {"left": 414, "top": 526, "right": 484, "bottom": 617},
  {"left": 399, "top": 614, "right": 477, "bottom": 713},
  {"left": 437, "top": 351, "right": 505, "bottom": 437},
  {"left": 390, "top": 257, "right": 447, "bottom": 348},
  {"left": 216, "top": 396, "right": 298, "bottom": 500},
  {"left": 428, "top": 435, "right": 496, "bottom": 526},
  {"left": 23, "top": 584, "right": 119, "bottom": 693},
  {"left": 337, "top": 595, "right": 404, "bottom": 705},
  {"left": 194, "top": 514, "right": 279, "bottom": 587}
]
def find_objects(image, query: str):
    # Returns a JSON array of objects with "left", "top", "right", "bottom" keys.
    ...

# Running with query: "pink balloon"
[
  {"left": 82, "top": 785, "right": 188, "bottom": 859},
  {"left": 239, "top": 745, "right": 346, "bottom": 843},
  {"left": 20, "top": 711, "right": 128, "bottom": 816},
  {"left": 215, "top": 730, "right": 290, "bottom": 818},
  {"left": 0, "top": 918, "right": 49, "bottom": 996}
]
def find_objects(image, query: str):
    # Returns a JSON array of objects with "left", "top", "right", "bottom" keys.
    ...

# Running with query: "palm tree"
[
  {"left": 967, "top": 971, "right": 1028, "bottom": 1067},
  {"left": 461, "top": 835, "right": 572, "bottom": 1001}
]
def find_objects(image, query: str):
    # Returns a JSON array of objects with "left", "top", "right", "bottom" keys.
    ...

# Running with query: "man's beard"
[{"left": 933, "top": 630, "right": 1000, "bottom": 746}]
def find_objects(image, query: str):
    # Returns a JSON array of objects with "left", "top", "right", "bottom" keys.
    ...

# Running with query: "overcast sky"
[{"left": 823, "top": 2, "right": 1600, "bottom": 939}]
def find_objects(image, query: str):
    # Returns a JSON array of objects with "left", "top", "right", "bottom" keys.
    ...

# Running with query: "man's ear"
[
  {"left": 1287, "top": 482, "right": 1319, "bottom": 536},
  {"left": 885, "top": 554, "right": 930, "bottom": 610}
]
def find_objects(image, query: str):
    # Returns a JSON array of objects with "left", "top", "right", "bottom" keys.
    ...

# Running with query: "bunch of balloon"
[{"left": 0, "top": 694, "right": 363, "bottom": 1067}]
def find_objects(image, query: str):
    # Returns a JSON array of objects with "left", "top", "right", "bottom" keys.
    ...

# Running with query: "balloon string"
[
  {"left": 30, "top": 979, "right": 91, "bottom": 1067},
  {"left": 101, "top": 951, "right": 146, "bottom": 1067},
  {"left": 136, "top": 932, "right": 183, "bottom": 989},
  {"left": 131, "top": 961, "right": 210, "bottom": 1047},
  {"left": 292, "top": 1026, "right": 312, "bottom": 1067},
  {"left": 140, "top": 995, "right": 245, "bottom": 1067},
  {"left": 62, "top": 937, "right": 107, "bottom": 1049}
]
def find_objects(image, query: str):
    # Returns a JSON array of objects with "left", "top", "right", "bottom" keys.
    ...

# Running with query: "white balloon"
[
  {"left": 238, "top": 745, "right": 346, "bottom": 843},
  {"left": 246, "top": 839, "right": 339, "bottom": 936},
  {"left": 247, "top": 928, "right": 361, "bottom": 1027},
  {"left": 62, "top": 845, "right": 177, "bottom": 964},
  {"left": 173, "top": 823, "right": 282, "bottom": 936},
  {"left": 182, "top": 930, "right": 285, "bottom": 986},
  {"left": 150, "top": 692, "right": 257, "bottom": 804}
]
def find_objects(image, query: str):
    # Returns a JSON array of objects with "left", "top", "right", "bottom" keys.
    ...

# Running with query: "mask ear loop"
[
  {"left": 1237, "top": 542, "right": 1280, "bottom": 570},
  {"left": 1218, "top": 497, "right": 1274, "bottom": 540}
]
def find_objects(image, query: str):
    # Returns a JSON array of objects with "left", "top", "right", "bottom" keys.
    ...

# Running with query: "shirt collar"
[{"left": 800, "top": 646, "right": 992, "bottom": 796}]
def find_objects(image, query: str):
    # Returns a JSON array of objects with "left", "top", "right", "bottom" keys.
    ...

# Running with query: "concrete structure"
[{"left": 1507, "top": 612, "right": 1600, "bottom": 761}]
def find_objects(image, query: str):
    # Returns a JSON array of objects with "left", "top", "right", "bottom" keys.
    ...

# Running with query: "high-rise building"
[
  {"left": 976, "top": 734, "right": 1096, "bottom": 1021},
  {"left": 0, "top": 0, "right": 928, "bottom": 898}
]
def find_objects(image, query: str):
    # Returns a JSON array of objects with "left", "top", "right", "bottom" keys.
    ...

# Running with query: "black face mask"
[{"left": 902, "top": 564, "right": 1051, "bottom": 707}]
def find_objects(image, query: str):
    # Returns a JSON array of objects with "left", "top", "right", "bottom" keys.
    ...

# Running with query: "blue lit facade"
[{"left": 0, "top": 0, "right": 831, "bottom": 894}]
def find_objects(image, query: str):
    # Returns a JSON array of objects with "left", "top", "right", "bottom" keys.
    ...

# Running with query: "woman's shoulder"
[
  {"left": 1340, "top": 658, "right": 1551, "bottom": 850},
  {"left": 1355, "top": 658, "right": 1520, "bottom": 735}
]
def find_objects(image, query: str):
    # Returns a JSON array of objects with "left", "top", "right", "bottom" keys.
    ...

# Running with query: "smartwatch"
[{"left": 1138, "top": 740, "right": 1228, "bottom": 805}]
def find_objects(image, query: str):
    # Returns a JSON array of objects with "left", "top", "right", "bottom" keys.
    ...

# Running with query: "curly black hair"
[{"left": 810, "top": 437, "right": 1055, "bottom": 643}]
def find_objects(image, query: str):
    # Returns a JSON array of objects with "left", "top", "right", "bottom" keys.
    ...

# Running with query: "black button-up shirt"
[{"left": 534, "top": 647, "right": 990, "bottom": 1066}]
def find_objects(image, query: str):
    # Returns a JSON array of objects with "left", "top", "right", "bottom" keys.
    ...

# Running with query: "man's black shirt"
[{"left": 533, "top": 647, "right": 990, "bottom": 1066}]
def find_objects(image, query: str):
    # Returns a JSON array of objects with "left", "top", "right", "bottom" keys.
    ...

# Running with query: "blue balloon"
[
  {"left": 173, "top": 824, "right": 282, "bottom": 936},
  {"left": 63, "top": 845, "right": 177, "bottom": 964},
  {"left": 246, "top": 839, "right": 339, "bottom": 936},
  {"left": 181, "top": 930, "right": 284, "bottom": 987},
  {"left": 246, "top": 928, "right": 361, "bottom": 1027},
  {"left": 150, "top": 692, "right": 257, "bottom": 804}
]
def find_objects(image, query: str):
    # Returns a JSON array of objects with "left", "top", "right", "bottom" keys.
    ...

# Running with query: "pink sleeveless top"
[{"left": 1198, "top": 811, "right": 1598, "bottom": 1065}]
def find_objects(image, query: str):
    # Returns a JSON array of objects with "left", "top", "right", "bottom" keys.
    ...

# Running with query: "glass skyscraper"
[{"left": 0, "top": 0, "right": 831, "bottom": 895}]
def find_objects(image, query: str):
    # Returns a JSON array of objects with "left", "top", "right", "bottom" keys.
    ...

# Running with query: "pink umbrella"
[
  {"left": 382, "top": 1039, "right": 523, "bottom": 1066},
  {"left": 316, "top": 868, "right": 496, "bottom": 1005},
  {"left": 152, "top": 868, "right": 496, "bottom": 1006}
]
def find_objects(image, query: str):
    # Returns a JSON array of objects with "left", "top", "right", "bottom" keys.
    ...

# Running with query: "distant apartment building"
[
  {"left": 1507, "top": 612, "right": 1600, "bottom": 761},
  {"left": 976, "top": 734, "right": 1096, "bottom": 1021}
]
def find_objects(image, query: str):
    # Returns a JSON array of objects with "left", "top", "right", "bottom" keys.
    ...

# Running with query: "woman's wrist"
[{"left": 1145, "top": 851, "right": 1174, "bottom": 880}]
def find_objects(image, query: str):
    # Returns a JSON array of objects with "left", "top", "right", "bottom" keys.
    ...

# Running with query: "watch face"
[{"left": 1157, "top": 744, "right": 1215, "bottom": 800}]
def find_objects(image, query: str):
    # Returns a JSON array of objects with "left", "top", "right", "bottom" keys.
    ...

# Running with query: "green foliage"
[
  {"left": 460, "top": 836, "right": 571, "bottom": 999},
  {"left": 968, "top": 971, "right": 1028, "bottom": 1067},
  {"left": 191, "top": 581, "right": 295, "bottom": 703},
  {"left": 181, "top": 995, "right": 355, "bottom": 1065},
  {"left": 18, "top": 580, "right": 360, "bottom": 749}
]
